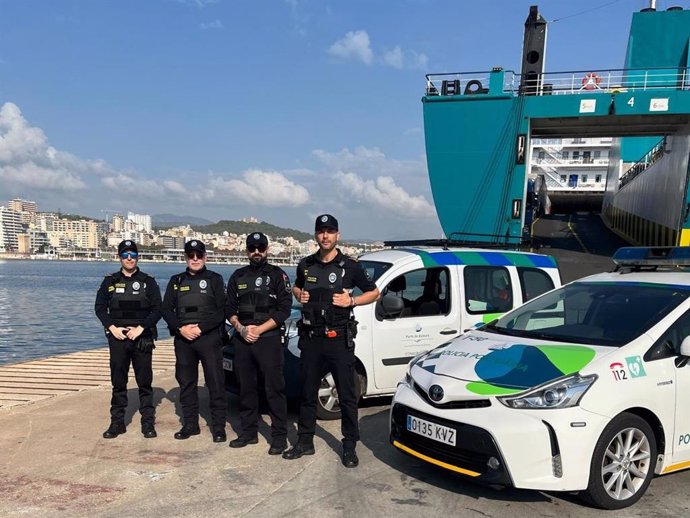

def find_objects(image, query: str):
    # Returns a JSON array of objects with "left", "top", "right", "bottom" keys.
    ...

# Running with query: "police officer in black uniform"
[
  {"left": 226, "top": 232, "right": 293, "bottom": 454},
  {"left": 162, "top": 240, "right": 227, "bottom": 442},
  {"left": 283, "top": 214, "right": 380, "bottom": 467},
  {"left": 95, "top": 240, "right": 162, "bottom": 439}
]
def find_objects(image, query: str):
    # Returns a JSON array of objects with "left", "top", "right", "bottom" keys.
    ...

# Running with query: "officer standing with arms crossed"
[
  {"left": 162, "top": 240, "right": 227, "bottom": 442},
  {"left": 283, "top": 214, "right": 380, "bottom": 467},
  {"left": 95, "top": 240, "right": 162, "bottom": 439},
  {"left": 226, "top": 232, "right": 293, "bottom": 454}
]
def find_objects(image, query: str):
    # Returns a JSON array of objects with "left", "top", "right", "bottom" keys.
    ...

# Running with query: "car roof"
[
  {"left": 573, "top": 269, "right": 690, "bottom": 287},
  {"left": 360, "top": 247, "right": 559, "bottom": 269}
]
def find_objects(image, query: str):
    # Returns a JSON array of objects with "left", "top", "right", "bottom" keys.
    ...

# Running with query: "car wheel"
[
  {"left": 316, "top": 371, "right": 364, "bottom": 421},
  {"left": 582, "top": 413, "right": 657, "bottom": 510}
]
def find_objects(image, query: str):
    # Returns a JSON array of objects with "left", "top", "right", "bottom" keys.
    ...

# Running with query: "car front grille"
[{"left": 413, "top": 382, "right": 491, "bottom": 409}]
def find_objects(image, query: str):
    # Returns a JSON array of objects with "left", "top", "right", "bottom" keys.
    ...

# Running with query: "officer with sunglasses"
[
  {"left": 226, "top": 232, "right": 293, "bottom": 454},
  {"left": 162, "top": 240, "right": 228, "bottom": 442},
  {"left": 95, "top": 240, "right": 162, "bottom": 439}
]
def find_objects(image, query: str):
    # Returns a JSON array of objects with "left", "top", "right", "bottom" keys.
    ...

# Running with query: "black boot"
[
  {"left": 174, "top": 423, "right": 201, "bottom": 440},
  {"left": 102, "top": 422, "right": 126, "bottom": 439}
]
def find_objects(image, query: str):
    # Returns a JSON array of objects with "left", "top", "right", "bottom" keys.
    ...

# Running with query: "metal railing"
[
  {"left": 425, "top": 68, "right": 690, "bottom": 97},
  {"left": 619, "top": 138, "right": 667, "bottom": 188}
]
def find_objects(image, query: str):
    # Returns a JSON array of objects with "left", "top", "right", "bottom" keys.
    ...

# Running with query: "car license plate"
[
  {"left": 223, "top": 358, "right": 233, "bottom": 372},
  {"left": 407, "top": 415, "right": 456, "bottom": 446}
]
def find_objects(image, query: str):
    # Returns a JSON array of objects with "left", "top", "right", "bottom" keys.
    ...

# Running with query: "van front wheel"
[{"left": 316, "top": 371, "right": 364, "bottom": 421}]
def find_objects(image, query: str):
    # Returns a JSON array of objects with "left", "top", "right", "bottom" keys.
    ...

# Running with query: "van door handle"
[{"left": 440, "top": 329, "right": 458, "bottom": 335}]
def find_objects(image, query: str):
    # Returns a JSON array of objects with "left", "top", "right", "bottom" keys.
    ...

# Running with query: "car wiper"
[{"left": 483, "top": 323, "right": 520, "bottom": 336}]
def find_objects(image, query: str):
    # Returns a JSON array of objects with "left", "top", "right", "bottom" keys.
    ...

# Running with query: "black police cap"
[
  {"left": 184, "top": 240, "right": 206, "bottom": 254},
  {"left": 246, "top": 232, "right": 269, "bottom": 248},
  {"left": 315, "top": 214, "right": 338, "bottom": 231},
  {"left": 117, "top": 240, "right": 138, "bottom": 255}
]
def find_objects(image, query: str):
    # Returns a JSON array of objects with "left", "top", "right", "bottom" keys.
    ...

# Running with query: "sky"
[{"left": 0, "top": 0, "right": 684, "bottom": 240}]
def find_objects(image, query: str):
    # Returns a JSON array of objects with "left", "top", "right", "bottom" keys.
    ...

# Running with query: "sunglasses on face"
[
  {"left": 120, "top": 252, "right": 138, "bottom": 259},
  {"left": 247, "top": 245, "right": 267, "bottom": 253},
  {"left": 186, "top": 251, "right": 204, "bottom": 260}
]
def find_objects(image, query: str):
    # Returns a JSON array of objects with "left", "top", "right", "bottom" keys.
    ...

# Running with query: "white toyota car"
[{"left": 390, "top": 246, "right": 690, "bottom": 509}]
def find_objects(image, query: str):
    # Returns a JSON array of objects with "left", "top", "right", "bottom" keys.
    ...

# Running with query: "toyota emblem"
[{"left": 428, "top": 384, "right": 444, "bottom": 402}]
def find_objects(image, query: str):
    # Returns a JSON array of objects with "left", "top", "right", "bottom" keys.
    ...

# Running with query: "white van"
[{"left": 224, "top": 245, "right": 562, "bottom": 419}]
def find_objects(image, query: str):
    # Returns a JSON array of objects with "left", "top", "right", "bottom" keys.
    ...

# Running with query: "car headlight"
[{"left": 498, "top": 374, "right": 597, "bottom": 409}]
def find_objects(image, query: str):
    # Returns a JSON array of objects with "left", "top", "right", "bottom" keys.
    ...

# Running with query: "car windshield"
[{"left": 484, "top": 281, "right": 690, "bottom": 347}]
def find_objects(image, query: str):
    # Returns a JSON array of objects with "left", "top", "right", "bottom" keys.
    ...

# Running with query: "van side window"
[
  {"left": 464, "top": 266, "right": 513, "bottom": 314},
  {"left": 382, "top": 267, "right": 450, "bottom": 317},
  {"left": 518, "top": 267, "right": 555, "bottom": 302}
]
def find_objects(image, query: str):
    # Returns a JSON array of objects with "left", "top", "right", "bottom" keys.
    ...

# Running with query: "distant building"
[
  {"left": 112, "top": 214, "right": 124, "bottom": 232},
  {"left": 127, "top": 212, "right": 152, "bottom": 233},
  {"left": 7, "top": 198, "right": 37, "bottom": 225},
  {"left": 0, "top": 207, "right": 22, "bottom": 252},
  {"left": 157, "top": 235, "right": 186, "bottom": 249}
]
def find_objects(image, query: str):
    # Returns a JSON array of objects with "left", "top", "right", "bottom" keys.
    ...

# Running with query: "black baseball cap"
[
  {"left": 315, "top": 214, "right": 338, "bottom": 231},
  {"left": 184, "top": 239, "right": 206, "bottom": 254},
  {"left": 246, "top": 232, "right": 268, "bottom": 249},
  {"left": 117, "top": 240, "right": 138, "bottom": 255}
]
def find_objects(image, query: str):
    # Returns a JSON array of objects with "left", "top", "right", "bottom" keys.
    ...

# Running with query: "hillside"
[{"left": 194, "top": 220, "right": 313, "bottom": 242}]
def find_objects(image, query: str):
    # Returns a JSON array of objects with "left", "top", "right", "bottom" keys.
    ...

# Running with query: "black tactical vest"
[
  {"left": 301, "top": 256, "right": 350, "bottom": 328},
  {"left": 235, "top": 267, "right": 277, "bottom": 325},
  {"left": 175, "top": 273, "right": 217, "bottom": 325},
  {"left": 108, "top": 273, "right": 152, "bottom": 326}
]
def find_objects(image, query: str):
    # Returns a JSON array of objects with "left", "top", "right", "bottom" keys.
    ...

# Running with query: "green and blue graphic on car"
[{"left": 416, "top": 343, "right": 596, "bottom": 395}]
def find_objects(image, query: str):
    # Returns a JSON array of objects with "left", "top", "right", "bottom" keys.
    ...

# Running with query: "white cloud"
[
  {"left": 327, "top": 30, "right": 373, "bottom": 65},
  {"left": 328, "top": 31, "right": 429, "bottom": 70},
  {"left": 200, "top": 19, "right": 223, "bottom": 30},
  {"left": 312, "top": 146, "right": 424, "bottom": 180},
  {"left": 177, "top": 0, "right": 218, "bottom": 7},
  {"left": 0, "top": 102, "right": 110, "bottom": 192},
  {"left": 208, "top": 170, "right": 310, "bottom": 207},
  {"left": 382, "top": 46, "right": 404, "bottom": 69},
  {"left": 311, "top": 146, "right": 435, "bottom": 220},
  {"left": 334, "top": 172, "right": 435, "bottom": 219}
]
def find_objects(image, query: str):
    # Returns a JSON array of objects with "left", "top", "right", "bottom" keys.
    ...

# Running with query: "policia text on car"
[
  {"left": 283, "top": 214, "right": 380, "bottom": 468},
  {"left": 162, "top": 240, "right": 228, "bottom": 442},
  {"left": 94, "top": 240, "right": 162, "bottom": 439},
  {"left": 226, "top": 232, "right": 293, "bottom": 454}
]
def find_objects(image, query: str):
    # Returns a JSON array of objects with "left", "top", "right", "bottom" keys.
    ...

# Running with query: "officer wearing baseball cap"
[
  {"left": 95, "top": 240, "right": 162, "bottom": 439},
  {"left": 284, "top": 214, "right": 380, "bottom": 468},
  {"left": 162, "top": 239, "right": 228, "bottom": 442},
  {"left": 226, "top": 232, "right": 292, "bottom": 454}
]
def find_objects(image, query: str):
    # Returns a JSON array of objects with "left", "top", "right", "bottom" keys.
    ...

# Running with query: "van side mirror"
[
  {"left": 680, "top": 336, "right": 690, "bottom": 357},
  {"left": 376, "top": 294, "right": 405, "bottom": 320}
]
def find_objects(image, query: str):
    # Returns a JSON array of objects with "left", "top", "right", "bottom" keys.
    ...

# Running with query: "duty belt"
[{"left": 303, "top": 326, "right": 345, "bottom": 339}]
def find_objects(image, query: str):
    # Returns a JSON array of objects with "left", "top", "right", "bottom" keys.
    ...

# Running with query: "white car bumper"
[{"left": 390, "top": 381, "right": 611, "bottom": 491}]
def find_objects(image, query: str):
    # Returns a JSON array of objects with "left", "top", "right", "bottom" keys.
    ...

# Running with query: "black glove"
[{"left": 136, "top": 337, "right": 154, "bottom": 353}]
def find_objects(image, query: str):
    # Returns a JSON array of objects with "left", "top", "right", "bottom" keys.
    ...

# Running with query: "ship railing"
[
  {"left": 425, "top": 68, "right": 690, "bottom": 97},
  {"left": 525, "top": 68, "right": 690, "bottom": 96},
  {"left": 619, "top": 137, "right": 667, "bottom": 189}
]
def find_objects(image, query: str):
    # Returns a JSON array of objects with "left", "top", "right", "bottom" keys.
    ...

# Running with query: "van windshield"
[
  {"left": 484, "top": 281, "right": 690, "bottom": 347},
  {"left": 351, "top": 260, "right": 392, "bottom": 296}
]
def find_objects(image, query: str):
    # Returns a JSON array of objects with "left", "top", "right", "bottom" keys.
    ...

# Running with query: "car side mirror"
[
  {"left": 680, "top": 336, "right": 690, "bottom": 357},
  {"left": 376, "top": 294, "right": 405, "bottom": 320}
]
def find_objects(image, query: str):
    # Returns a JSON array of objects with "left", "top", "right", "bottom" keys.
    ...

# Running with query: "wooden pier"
[{"left": 0, "top": 339, "right": 176, "bottom": 409}]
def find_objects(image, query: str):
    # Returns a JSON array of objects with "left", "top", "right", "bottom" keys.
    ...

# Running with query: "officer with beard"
[
  {"left": 226, "top": 232, "right": 292, "bottom": 454},
  {"left": 95, "top": 240, "right": 162, "bottom": 439},
  {"left": 162, "top": 240, "right": 228, "bottom": 442},
  {"left": 283, "top": 215, "right": 380, "bottom": 468}
]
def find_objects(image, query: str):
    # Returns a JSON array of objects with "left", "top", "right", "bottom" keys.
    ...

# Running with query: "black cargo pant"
[
  {"left": 174, "top": 330, "right": 226, "bottom": 432},
  {"left": 234, "top": 332, "right": 287, "bottom": 442},
  {"left": 296, "top": 331, "right": 359, "bottom": 450},
  {"left": 108, "top": 335, "right": 154, "bottom": 426}
]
